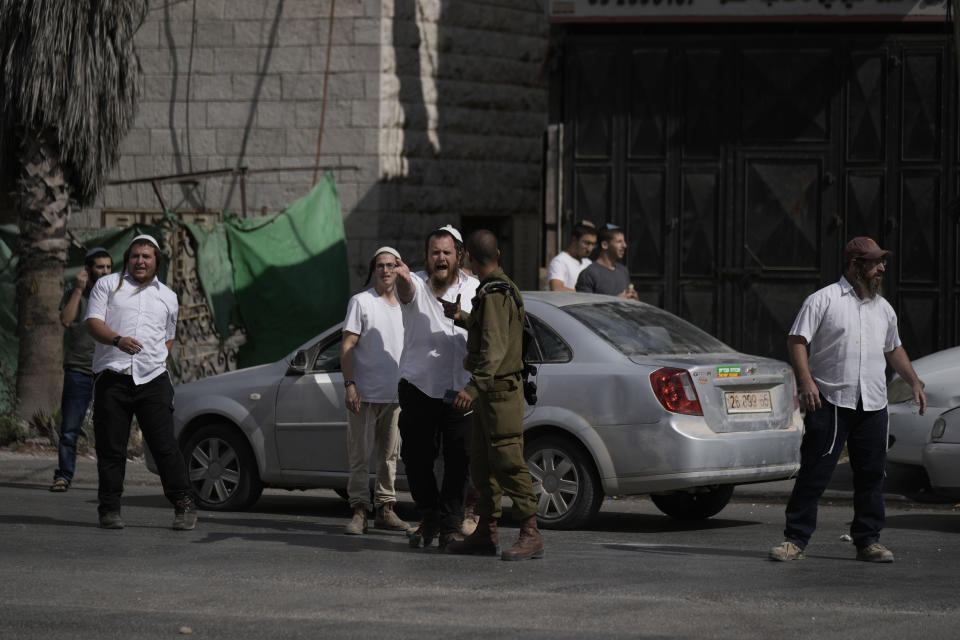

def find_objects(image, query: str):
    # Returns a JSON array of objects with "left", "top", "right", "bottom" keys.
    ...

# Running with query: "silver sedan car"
[
  {"left": 922, "top": 407, "right": 960, "bottom": 498},
  {"left": 149, "top": 293, "right": 802, "bottom": 529}
]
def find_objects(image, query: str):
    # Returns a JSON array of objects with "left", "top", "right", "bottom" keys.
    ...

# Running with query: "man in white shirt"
[
  {"left": 395, "top": 225, "right": 480, "bottom": 550},
  {"left": 546, "top": 220, "right": 597, "bottom": 291},
  {"left": 769, "top": 237, "right": 926, "bottom": 564},
  {"left": 340, "top": 246, "right": 410, "bottom": 535},
  {"left": 85, "top": 235, "right": 195, "bottom": 531}
]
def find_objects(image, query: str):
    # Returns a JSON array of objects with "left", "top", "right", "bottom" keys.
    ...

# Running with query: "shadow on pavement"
[
  {"left": 0, "top": 513, "right": 99, "bottom": 529},
  {"left": 582, "top": 509, "right": 759, "bottom": 534},
  {"left": 601, "top": 542, "right": 763, "bottom": 560},
  {"left": 884, "top": 512, "right": 960, "bottom": 534}
]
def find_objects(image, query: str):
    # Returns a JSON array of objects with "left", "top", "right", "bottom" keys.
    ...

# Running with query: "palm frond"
[{"left": 0, "top": 0, "right": 148, "bottom": 205}]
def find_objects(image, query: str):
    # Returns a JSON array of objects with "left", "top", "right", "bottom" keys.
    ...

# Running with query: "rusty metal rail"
[{"left": 106, "top": 164, "right": 358, "bottom": 217}]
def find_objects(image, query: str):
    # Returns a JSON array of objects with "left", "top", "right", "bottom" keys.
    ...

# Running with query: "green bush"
[{"left": 0, "top": 414, "right": 28, "bottom": 446}]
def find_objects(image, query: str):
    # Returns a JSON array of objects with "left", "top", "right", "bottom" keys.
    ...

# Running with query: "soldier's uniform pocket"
[{"left": 481, "top": 382, "right": 524, "bottom": 440}]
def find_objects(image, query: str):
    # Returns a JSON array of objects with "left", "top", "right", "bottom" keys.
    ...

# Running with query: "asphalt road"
[{"left": 1, "top": 450, "right": 959, "bottom": 639}]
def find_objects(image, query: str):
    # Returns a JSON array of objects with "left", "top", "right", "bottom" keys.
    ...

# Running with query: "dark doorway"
[{"left": 553, "top": 29, "right": 959, "bottom": 361}]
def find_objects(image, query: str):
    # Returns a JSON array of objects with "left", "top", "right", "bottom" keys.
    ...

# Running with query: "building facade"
[
  {"left": 544, "top": 0, "right": 960, "bottom": 361},
  {"left": 69, "top": 0, "right": 548, "bottom": 291}
]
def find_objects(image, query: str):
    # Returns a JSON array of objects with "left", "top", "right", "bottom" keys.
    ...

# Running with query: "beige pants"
[{"left": 346, "top": 402, "right": 401, "bottom": 508}]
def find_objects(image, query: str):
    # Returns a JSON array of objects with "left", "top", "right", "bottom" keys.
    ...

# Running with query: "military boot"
[
  {"left": 374, "top": 502, "right": 412, "bottom": 532},
  {"left": 501, "top": 516, "right": 544, "bottom": 561},
  {"left": 446, "top": 518, "right": 499, "bottom": 556}
]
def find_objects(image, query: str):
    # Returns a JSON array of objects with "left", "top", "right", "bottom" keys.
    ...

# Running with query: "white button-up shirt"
[
  {"left": 789, "top": 276, "right": 901, "bottom": 411},
  {"left": 399, "top": 270, "right": 479, "bottom": 399},
  {"left": 86, "top": 272, "right": 179, "bottom": 385}
]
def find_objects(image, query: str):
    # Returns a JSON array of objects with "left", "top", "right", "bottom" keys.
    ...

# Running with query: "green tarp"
[{"left": 185, "top": 172, "right": 349, "bottom": 367}]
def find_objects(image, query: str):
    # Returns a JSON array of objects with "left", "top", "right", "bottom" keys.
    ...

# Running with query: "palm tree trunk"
[{"left": 14, "top": 131, "right": 70, "bottom": 421}]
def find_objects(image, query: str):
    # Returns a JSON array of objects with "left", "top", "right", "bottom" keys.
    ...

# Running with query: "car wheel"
[
  {"left": 525, "top": 436, "right": 603, "bottom": 530},
  {"left": 650, "top": 485, "right": 734, "bottom": 520},
  {"left": 182, "top": 424, "right": 263, "bottom": 511}
]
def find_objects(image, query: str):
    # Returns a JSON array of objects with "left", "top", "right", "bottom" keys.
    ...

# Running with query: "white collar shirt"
[
  {"left": 85, "top": 272, "right": 179, "bottom": 385},
  {"left": 399, "top": 270, "right": 479, "bottom": 399},
  {"left": 546, "top": 251, "right": 591, "bottom": 290},
  {"left": 788, "top": 276, "right": 901, "bottom": 411}
]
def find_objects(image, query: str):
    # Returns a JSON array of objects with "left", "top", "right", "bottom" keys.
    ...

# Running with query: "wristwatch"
[
  {"left": 112, "top": 335, "right": 121, "bottom": 347},
  {"left": 343, "top": 380, "right": 355, "bottom": 389}
]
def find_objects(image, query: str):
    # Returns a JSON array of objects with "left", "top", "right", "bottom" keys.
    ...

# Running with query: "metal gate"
[{"left": 553, "top": 31, "right": 960, "bottom": 361}]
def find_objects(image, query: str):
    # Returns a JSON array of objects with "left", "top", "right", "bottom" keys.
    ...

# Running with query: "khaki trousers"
[
  {"left": 346, "top": 402, "right": 401, "bottom": 508},
  {"left": 472, "top": 378, "right": 539, "bottom": 521}
]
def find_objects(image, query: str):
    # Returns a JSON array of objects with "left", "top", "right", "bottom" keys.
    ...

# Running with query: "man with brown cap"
[{"left": 769, "top": 237, "right": 926, "bottom": 563}]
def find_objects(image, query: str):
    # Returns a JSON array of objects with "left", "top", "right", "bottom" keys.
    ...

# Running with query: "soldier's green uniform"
[{"left": 461, "top": 267, "right": 539, "bottom": 522}]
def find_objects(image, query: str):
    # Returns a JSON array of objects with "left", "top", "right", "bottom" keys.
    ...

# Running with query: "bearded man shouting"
[{"left": 394, "top": 225, "right": 479, "bottom": 550}]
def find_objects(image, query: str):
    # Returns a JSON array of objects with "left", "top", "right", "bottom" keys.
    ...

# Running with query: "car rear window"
[{"left": 563, "top": 301, "right": 734, "bottom": 356}]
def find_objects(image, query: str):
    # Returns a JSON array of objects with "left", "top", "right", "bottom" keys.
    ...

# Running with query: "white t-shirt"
[
  {"left": 399, "top": 270, "right": 479, "bottom": 399},
  {"left": 547, "top": 251, "right": 591, "bottom": 290},
  {"left": 342, "top": 288, "right": 404, "bottom": 403},
  {"left": 86, "top": 272, "right": 179, "bottom": 385},
  {"left": 789, "top": 276, "right": 901, "bottom": 411}
]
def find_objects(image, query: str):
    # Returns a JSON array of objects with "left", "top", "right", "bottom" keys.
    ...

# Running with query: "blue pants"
[
  {"left": 784, "top": 396, "right": 888, "bottom": 549},
  {"left": 54, "top": 369, "right": 94, "bottom": 485}
]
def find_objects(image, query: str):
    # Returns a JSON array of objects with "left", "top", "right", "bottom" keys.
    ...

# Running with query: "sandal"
[{"left": 49, "top": 478, "right": 69, "bottom": 492}]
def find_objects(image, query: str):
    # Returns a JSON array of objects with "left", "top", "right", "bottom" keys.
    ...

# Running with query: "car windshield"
[{"left": 564, "top": 301, "right": 734, "bottom": 356}]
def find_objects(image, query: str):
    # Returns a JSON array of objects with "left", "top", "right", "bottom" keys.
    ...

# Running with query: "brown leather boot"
[
  {"left": 446, "top": 518, "right": 499, "bottom": 556},
  {"left": 501, "top": 516, "right": 544, "bottom": 561}
]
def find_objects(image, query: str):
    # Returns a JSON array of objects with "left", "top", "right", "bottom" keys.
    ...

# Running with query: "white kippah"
[
  {"left": 437, "top": 224, "right": 462, "bottom": 243},
  {"left": 373, "top": 246, "right": 401, "bottom": 261},
  {"left": 130, "top": 234, "right": 161, "bottom": 249}
]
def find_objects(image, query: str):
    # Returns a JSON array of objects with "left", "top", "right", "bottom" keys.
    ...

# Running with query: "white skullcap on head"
[
  {"left": 373, "top": 246, "right": 401, "bottom": 261},
  {"left": 436, "top": 224, "right": 462, "bottom": 243},
  {"left": 130, "top": 234, "right": 161, "bottom": 249}
]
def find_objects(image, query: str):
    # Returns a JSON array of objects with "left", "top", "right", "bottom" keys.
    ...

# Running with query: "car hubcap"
[
  {"left": 188, "top": 437, "right": 241, "bottom": 504},
  {"left": 527, "top": 447, "right": 579, "bottom": 520}
]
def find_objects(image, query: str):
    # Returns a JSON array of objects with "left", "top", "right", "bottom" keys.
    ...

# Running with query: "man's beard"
[
  {"left": 427, "top": 260, "right": 459, "bottom": 291},
  {"left": 855, "top": 265, "right": 883, "bottom": 299}
]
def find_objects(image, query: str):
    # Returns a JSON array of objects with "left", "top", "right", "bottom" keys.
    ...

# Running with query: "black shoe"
[
  {"left": 99, "top": 511, "right": 124, "bottom": 529},
  {"left": 173, "top": 496, "right": 198, "bottom": 531},
  {"left": 439, "top": 531, "right": 463, "bottom": 552},
  {"left": 408, "top": 520, "right": 440, "bottom": 548}
]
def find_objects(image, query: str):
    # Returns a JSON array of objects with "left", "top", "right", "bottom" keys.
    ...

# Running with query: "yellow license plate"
[{"left": 724, "top": 391, "right": 772, "bottom": 414}]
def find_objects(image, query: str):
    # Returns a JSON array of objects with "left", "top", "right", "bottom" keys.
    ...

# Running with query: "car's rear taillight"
[{"left": 649, "top": 367, "right": 703, "bottom": 416}]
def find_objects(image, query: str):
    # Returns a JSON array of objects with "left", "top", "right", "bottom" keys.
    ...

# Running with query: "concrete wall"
[{"left": 72, "top": 0, "right": 547, "bottom": 290}]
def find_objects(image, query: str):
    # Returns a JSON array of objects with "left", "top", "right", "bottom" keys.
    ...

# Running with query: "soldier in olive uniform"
[{"left": 440, "top": 230, "right": 543, "bottom": 561}]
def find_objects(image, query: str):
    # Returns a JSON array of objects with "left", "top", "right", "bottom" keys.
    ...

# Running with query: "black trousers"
[
  {"left": 93, "top": 371, "right": 190, "bottom": 515},
  {"left": 397, "top": 379, "right": 472, "bottom": 534},
  {"left": 784, "top": 396, "right": 888, "bottom": 549}
]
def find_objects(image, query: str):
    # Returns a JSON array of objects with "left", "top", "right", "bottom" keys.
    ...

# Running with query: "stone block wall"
[{"left": 72, "top": 0, "right": 548, "bottom": 291}]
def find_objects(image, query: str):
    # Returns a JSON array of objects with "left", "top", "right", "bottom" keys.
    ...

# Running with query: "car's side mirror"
[{"left": 287, "top": 350, "right": 308, "bottom": 375}]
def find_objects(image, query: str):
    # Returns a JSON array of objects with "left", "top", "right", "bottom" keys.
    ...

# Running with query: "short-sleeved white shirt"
[
  {"left": 547, "top": 251, "right": 591, "bottom": 290},
  {"left": 86, "top": 272, "right": 179, "bottom": 385},
  {"left": 399, "top": 270, "right": 479, "bottom": 399},
  {"left": 342, "top": 288, "right": 404, "bottom": 403},
  {"left": 789, "top": 276, "right": 901, "bottom": 411}
]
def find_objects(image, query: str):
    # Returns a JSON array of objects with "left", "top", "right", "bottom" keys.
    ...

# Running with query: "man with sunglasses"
[
  {"left": 770, "top": 237, "right": 926, "bottom": 563},
  {"left": 340, "top": 247, "right": 411, "bottom": 535}
]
